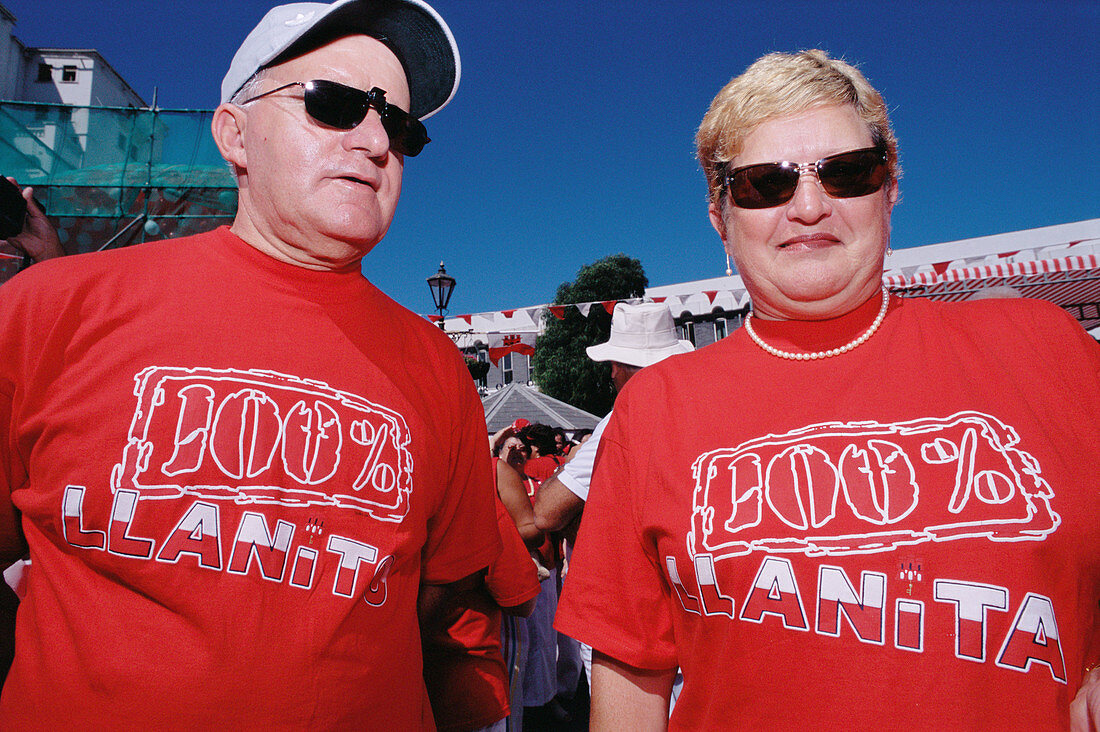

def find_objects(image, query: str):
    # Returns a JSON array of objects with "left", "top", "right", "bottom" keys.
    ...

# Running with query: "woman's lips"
[{"left": 779, "top": 233, "right": 841, "bottom": 250}]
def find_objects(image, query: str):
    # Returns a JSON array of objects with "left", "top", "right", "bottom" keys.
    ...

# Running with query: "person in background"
[
  {"left": 534, "top": 303, "right": 694, "bottom": 539},
  {"left": 534, "top": 302, "right": 693, "bottom": 710},
  {"left": 518, "top": 423, "right": 564, "bottom": 486},
  {"left": 0, "top": 1, "right": 499, "bottom": 728},
  {"left": 490, "top": 426, "right": 540, "bottom": 550},
  {"left": 557, "top": 49, "right": 1100, "bottom": 729},
  {"left": 487, "top": 421, "right": 545, "bottom": 731},
  {"left": 551, "top": 427, "right": 571, "bottom": 457},
  {"left": 511, "top": 420, "right": 566, "bottom": 721},
  {"left": 423, "top": 492, "right": 540, "bottom": 732}
]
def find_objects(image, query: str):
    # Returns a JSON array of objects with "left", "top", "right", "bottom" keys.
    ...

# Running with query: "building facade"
[{"left": 1, "top": 4, "right": 146, "bottom": 175}]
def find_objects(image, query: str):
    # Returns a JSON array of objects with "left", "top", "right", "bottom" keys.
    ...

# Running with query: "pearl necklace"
[{"left": 743, "top": 287, "right": 891, "bottom": 361}]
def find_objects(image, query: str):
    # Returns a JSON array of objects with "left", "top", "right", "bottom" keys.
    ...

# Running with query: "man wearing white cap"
[
  {"left": 0, "top": 1, "right": 499, "bottom": 728},
  {"left": 534, "top": 302, "right": 694, "bottom": 535},
  {"left": 533, "top": 303, "right": 692, "bottom": 704}
]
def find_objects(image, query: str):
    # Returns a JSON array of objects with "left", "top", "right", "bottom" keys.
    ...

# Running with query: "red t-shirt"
[
  {"left": 523, "top": 455, "right": 562, "bottom": 565},
  {"left": 0, "top": 228, "right": 500, "bottom": 729},
  {"left": 524, "top": 455, "right": 562, "bottom": 488},
  {"left": 558, "top": 294, "right": 1100, "bottom": 730},
  {"left": 424, "top": 497, "right": 540, "bottom": 731}
]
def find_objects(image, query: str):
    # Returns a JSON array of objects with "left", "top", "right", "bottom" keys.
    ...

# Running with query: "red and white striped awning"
[{"left": 884, "top": 253, "right": 1100, "bottom": 329}]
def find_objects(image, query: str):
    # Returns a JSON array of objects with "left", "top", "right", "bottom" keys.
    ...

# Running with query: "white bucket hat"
[
  {"left": 220, "top": 0, "right": 460, "bottom": 120},
  {"left": 586, "top": 303, "right": 695, "bottom": 368}
]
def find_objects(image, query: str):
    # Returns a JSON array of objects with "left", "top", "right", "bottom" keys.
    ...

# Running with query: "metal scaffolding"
[{"left": 0, "top": 100, "right": 237, "bottom": 281}]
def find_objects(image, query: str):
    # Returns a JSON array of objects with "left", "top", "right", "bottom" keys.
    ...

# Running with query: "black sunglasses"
[
  {"left": 241, "top": 79, "right": 430, "bottom": 156},
  {"left": 722, "top": 146, "right": 888, "bottom": 209}
]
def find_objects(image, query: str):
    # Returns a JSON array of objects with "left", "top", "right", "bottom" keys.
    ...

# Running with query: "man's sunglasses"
[
  {"left": 722, "top": 146, "right": 888, "bottom": 209},
  {"left": 241, "top": 79, "right": 430, "bottom": 156}
]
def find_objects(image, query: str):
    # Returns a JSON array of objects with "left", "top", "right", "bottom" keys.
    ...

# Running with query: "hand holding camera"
[{"left": 0, "top": 177, "right": 64, "bottom": 266}]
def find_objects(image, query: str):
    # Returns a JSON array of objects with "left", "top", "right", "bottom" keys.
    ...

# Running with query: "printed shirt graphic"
[
  {"left": 689, "top": 411, "right": 1058, "bottom": 559},
  {"left": 117, "top": 366, "right": 414, "bottom": 522},
  {"left": 557, "top": 295, "right": 1100, "bottom": 731},
  {"left": 0, "top": 228, "right": 499, "bottom": 730}
]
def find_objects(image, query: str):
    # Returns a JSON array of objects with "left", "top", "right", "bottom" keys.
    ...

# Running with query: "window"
[
  {"left": 714, "top": 318, "right": 727, "bottom": 340},
  {"left": 61, "top": 65, "right": 78, "bottom": 83},
  {"left": 502, "top": 353, "right": 513, "bottom": 385},
  {"left": 678, "top": 322, "right": 696, "bottom": 345},
  {"left": 37, "top": 63, "right": 52, "bottom": 82}
]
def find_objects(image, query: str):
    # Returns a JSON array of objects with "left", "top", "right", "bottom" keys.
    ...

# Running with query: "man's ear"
[{"left": 211, "top": 103, "right": 248, "bottom": 170}]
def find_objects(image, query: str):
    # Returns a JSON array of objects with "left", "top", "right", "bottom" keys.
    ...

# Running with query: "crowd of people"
[
  {"left": 0, "top": 0, "right": 1096, "bottom": 729},
  {"left": 489, "top": 420, "right": 584, "bottom": 729}
]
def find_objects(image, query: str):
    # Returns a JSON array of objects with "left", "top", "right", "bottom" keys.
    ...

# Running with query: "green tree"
[{"left": 532, "top": 254, "right": 648, "bottom": 417}]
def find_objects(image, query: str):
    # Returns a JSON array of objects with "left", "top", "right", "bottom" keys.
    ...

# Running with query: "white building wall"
[
  {"left": 23, "top": 50, "right": 144, "bottom": 108},
  {"left": 0, "top": 4, "right": 23, "bottom": 100}
]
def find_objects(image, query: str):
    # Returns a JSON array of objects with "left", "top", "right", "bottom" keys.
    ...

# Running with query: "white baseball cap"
[
  {"left": 586, "top": 303, "right": 695, "bottom": 368},
  {"left": 220, "top": 0, "right": 460, "bottom": 120}
]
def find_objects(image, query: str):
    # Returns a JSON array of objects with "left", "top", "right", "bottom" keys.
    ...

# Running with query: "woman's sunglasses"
[
  {"left": 722, "top": 146, "right": 889, "bottom": 209},
  {"left": 241, "top": 79, "right": 430, "bottom": 156}
]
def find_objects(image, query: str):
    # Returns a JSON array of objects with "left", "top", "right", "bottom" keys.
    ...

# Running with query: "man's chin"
[{"left": 316, "top": 223, "right": 388, "bottom": 258}]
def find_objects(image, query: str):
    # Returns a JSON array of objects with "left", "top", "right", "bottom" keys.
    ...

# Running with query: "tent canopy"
[{"left": 482, "top": 383, "right": 600, "bottom": 433}]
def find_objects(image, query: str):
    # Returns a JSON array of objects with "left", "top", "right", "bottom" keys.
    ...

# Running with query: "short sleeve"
[
  {"left": 420, "top": 355, "right": 500, "bottom": 584},
  {"left": 556, "top": 412, "right": 612, "bottom": 501},
  {"left": 554, "top": 393, "right": 677, "bottom": 670}
]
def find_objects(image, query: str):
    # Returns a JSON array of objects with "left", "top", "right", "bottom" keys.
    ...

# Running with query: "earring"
[{"left": 725, "top": 254, "right": 733, "bottom": 277}]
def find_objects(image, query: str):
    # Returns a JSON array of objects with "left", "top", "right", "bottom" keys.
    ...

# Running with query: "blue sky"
[{"left": 9, "top": 1, "right": 1099, "bottom": 315}]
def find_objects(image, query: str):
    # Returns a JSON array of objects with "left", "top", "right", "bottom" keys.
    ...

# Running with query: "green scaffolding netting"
[{"left": 0, "top": 100, "right": 238, "bottom": 282}]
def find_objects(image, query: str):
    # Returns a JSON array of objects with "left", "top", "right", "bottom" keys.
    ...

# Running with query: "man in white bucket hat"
[
  {"left": 0, "top": 2, "right": 499, "bottom": 727},
  {"left": 533, "top": 303, "right": 693, "bottom": 699},
  {"left": 535, "top": 302, "right": 694, "bottom": 534}
]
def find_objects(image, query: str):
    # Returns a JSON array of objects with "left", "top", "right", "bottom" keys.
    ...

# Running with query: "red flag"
[
  {"left": 549, "top": 306, "right": 566, "bottom": 320},
  {"left": 487, "top": 332, "right": 537, "bottom": 365},
  {"left": 602, "top": 300, "right": 617, "bottom": 315}
]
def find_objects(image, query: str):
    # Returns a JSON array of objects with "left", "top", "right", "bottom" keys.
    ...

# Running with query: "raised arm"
[
  {"left": 495, "top": 459, "right": 542, "bottom": 549},
  {"left": 533, "top": 472, "right": 584, "bottom": 533}
]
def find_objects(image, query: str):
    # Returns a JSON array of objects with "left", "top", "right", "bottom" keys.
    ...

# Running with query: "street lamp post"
[{"left": 427, "top": 262, "right": 456, "bottom": 329}]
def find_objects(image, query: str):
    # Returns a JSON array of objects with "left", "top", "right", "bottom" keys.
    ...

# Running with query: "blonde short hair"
[{"left": 696, "top": 49, "right": 900, "bottom": 206}]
